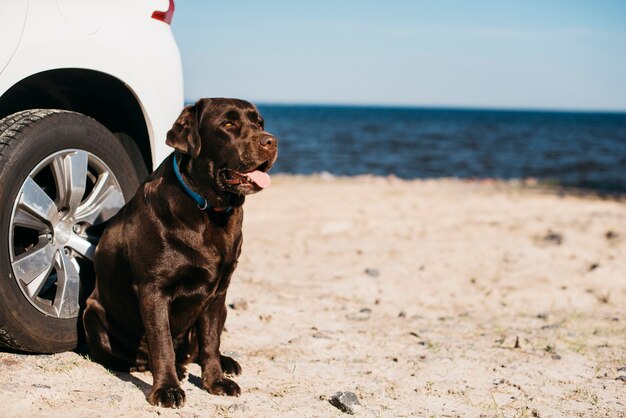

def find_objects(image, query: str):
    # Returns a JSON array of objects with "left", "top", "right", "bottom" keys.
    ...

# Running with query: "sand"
[{"left": 1, "top": 175, "right": 625, "bottom": 417}]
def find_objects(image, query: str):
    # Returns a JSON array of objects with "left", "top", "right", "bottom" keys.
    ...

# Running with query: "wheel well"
[{"left": 0, "top": 69, "right": 153, "bottom": 174}]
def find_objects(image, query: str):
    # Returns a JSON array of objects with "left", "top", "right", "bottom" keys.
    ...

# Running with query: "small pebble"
[
  {"left": 364, "top": 268, "right": 380, "bottom": 277},
  {"left": 228, "top": 298, "right": 248, "bottom": 310},
  {"left": 597, "top": 293, "right": 610, "bottom": 304},
  {"left": 227, "top": 403, "right": 250, "bottom": 413},
  {"left": 346, "top": 308, "right": 372, "bottom": 321},
  {"left": 329, "top": 391, "right": 362, "bottom": 414},
  {"left": 541, "top": 231, "right": 563, "bottom": 245}
]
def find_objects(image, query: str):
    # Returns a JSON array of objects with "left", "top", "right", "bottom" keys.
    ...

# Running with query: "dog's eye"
[
  {"left": 223, "top": 121, "right": 235, "bottom": 128},
  {"left": 258, "top": 120, "right": 265, "bottom": 129}
]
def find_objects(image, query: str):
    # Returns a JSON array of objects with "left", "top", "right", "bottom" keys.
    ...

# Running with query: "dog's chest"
[{"left": 169, "top": 215, "right": 242, "bottom": 295}]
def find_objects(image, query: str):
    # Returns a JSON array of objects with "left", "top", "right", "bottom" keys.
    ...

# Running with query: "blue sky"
[{"left": 172, "top": 1, "right": 626, "bottom": 111}]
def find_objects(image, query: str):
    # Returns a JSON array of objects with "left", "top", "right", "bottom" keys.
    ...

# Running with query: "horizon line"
[{"left": 183, "top": 99, "right": 626, "bottom": 115}]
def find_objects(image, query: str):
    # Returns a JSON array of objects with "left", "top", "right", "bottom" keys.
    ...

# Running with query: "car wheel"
[{"left": 0, "top": 109, "right": 140, "bottom": 353}]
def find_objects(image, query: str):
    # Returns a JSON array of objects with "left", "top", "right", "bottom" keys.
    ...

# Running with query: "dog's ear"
[{"left": 166, "top": 104, "right": 201, "bottom": 158}]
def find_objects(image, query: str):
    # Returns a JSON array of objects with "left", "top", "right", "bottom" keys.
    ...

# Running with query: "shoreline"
[{"left": 271, "top": 173, "right": 626, "bottom": 200}]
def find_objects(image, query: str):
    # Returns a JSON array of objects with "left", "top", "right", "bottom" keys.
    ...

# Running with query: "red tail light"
[{"left": 152, "top": 0, "right": 175, "bottom": 25}]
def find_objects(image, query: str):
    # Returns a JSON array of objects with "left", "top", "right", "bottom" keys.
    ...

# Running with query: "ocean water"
[{"left": 255, "top": 105, "right": 626, "bottom": 192}]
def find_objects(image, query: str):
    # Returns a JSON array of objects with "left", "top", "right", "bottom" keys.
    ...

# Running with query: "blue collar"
[
  {"left": 173, "top": 154, "right": 209, "bottom": 209},
  {"left": 173, "top": 155, "right": 232, "bottom": 213}
]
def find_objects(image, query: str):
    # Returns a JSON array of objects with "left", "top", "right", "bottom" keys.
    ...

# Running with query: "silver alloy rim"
[{"left": 9, "top": 149, "right": 125, "bottom": 319}]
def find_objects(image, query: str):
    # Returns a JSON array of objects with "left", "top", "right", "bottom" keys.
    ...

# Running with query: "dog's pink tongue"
[{"left": 246, "top": 170, "right": 271, "bottom": 188}]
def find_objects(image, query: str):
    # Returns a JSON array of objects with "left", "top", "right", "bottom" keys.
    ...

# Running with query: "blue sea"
[{"left": 255, "top": 105, "right": 626, "bottom": 193}]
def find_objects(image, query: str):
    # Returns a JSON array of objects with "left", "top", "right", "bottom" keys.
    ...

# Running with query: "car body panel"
[
  {"left": 0, "top": 0, "right": 183, "bottom": 168},
  {"left": 0, "top": 0, "right": 28, "bottom": 74}
]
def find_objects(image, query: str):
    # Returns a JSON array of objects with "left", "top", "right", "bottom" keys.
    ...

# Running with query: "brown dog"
[{"left": 83, "top": 98, "right": 277, "bottom": 408}]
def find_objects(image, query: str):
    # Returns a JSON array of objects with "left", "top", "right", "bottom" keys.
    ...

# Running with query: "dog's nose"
[{"left": 259, "top": 135, "right": 276, "bottom": 148}]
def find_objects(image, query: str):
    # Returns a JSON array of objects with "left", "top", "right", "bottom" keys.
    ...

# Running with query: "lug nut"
[
  {"left": 72, "top": 224, "right": 80, "bottom": 233},
  {"left": 63, "top": 248, "right": 70, "bottom": 256}
]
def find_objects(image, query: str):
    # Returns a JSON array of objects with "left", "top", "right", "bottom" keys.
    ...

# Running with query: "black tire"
[{"left": 0, "top": 109, "right": 140, "bottom": 353}]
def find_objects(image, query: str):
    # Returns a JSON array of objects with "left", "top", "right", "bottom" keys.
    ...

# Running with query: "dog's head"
[{"left": 166, "top": 98, "right": 278, "bottom": 207}]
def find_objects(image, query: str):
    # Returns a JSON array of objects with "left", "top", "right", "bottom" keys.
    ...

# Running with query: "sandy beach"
[{"left": 1, "top": 175, "right": 625, "bottom": 417}]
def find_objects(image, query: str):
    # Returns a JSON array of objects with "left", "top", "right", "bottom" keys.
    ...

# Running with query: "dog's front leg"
[
  {"left": 197, "top": 291, "right": 241, "bottom": 396},
  {"left": 138, "top": 287, "right": 186, "bottom": 408}
]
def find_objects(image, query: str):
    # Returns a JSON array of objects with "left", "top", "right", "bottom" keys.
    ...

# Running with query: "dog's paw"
[
  {"left": 204, "top": 378, "right": 241, "bottom": 397},
  {"left": 148, "top": 386, "right": 186, "bottom": 408},
  {"left": 220, "top": 355, "right": 242, "bottom": 376}
]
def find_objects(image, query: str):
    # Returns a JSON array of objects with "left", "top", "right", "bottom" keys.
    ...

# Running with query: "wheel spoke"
[
  {"left": 19, "top": 177, "right": 59, "bottom": 225},
  {"left": 13, "top": 206, "right": 50, "bottom": 232},
  {"left": 66, "top": 233, "right": 96, "bottom": 261},
  {"left": 51, "top": 150, "right": 88, "bottom": 213},
  {"left": 53, "top": 251, "right": 80, "bottom": 318},
  {"left": 11, "top": 239, "right": 56, "bottom": 297},
  {"left": 74, "top": 171, "right": 125, "bottom": 226}
]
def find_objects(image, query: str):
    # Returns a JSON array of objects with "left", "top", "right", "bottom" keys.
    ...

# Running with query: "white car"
[{"left": 0, "top": 0, "right": 183, "bottom": 353}]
